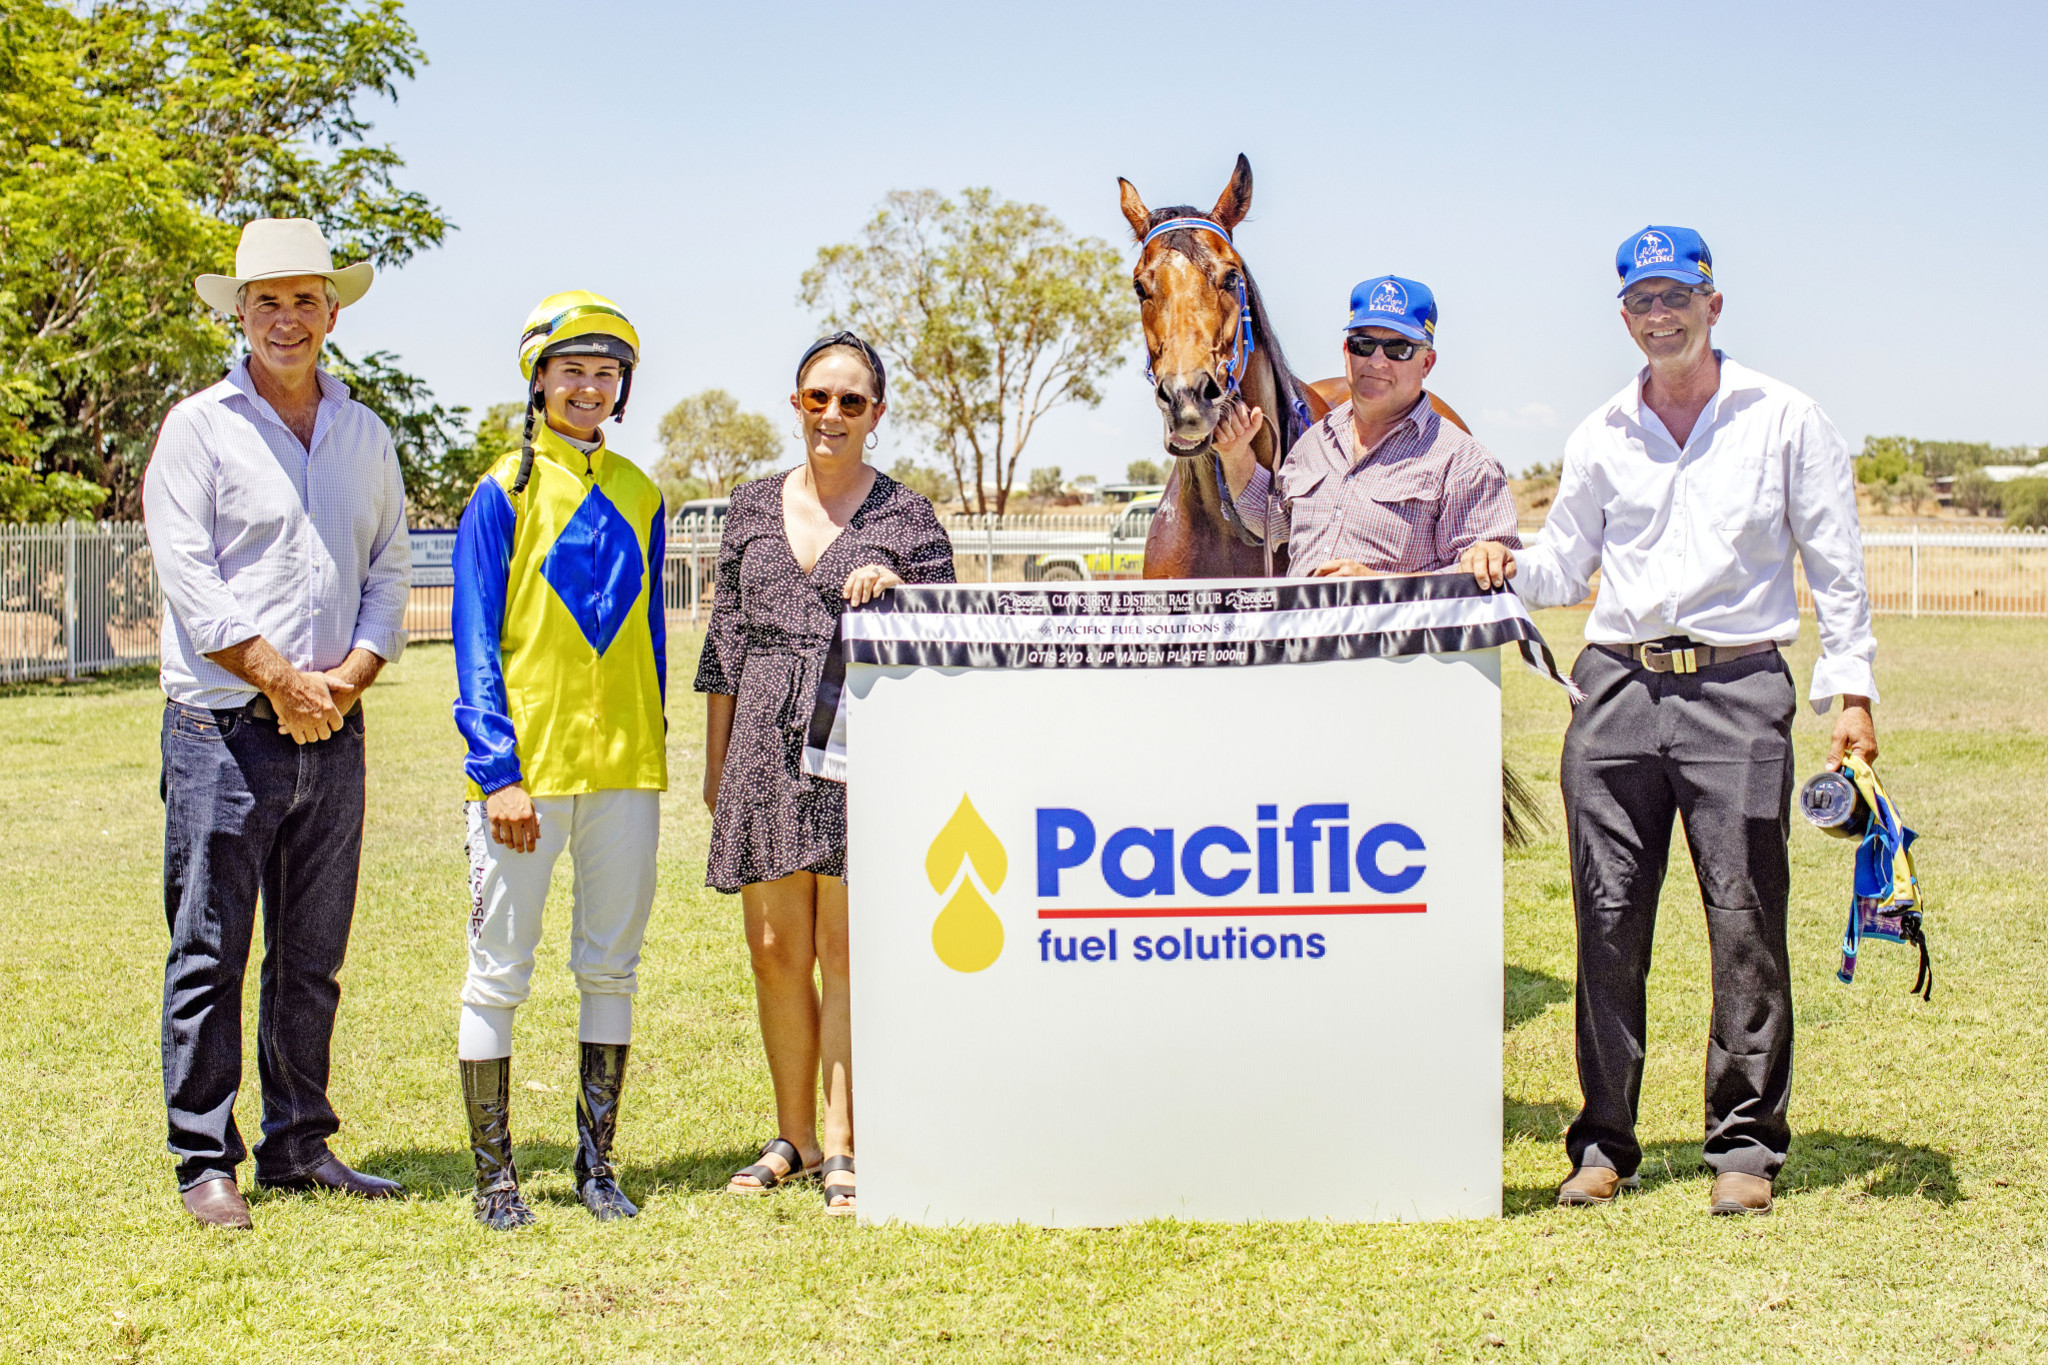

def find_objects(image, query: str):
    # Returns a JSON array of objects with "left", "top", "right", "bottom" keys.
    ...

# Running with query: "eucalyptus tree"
[
  {"left": 0, "top": 0, "right": 452, "bottom": 516},
  {"left": 802, "top": 188, "right": 1134, "bottom": 515}
]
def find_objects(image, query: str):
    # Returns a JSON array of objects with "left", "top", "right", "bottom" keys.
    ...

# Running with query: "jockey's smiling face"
[
  {"left": 1343, "top": 326, "right": 1436, "bottom": 426},
  {"left": 1622, "top": 278, "right": 1722, "bottom": 369},
  {"left": 540, "top": 356, "right": 623, "bottom": 442}
]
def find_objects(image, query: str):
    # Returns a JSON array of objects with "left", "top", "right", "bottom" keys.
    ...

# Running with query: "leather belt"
[{"left": 1598, "top": 639, "right": 1777, "bottom": 675}]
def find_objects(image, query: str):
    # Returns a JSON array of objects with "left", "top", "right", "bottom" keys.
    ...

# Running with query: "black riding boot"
[
  {"left": 460, "top": 1056, "right": 534, "bottom": 1230},
  {"left": 575, "top": 1042, "right": 638, "bottom": 1221}
]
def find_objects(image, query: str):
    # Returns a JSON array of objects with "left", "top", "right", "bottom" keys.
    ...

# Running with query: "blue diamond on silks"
[{"left": 539, "top": 485, "right": 645, "bottom": 655}]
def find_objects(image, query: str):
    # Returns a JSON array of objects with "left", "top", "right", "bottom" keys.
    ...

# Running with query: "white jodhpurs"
[{"left": 461, "top": 788, "right": 660, "bottom": 1036}]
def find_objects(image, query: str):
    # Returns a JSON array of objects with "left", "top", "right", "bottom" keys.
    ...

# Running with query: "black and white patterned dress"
[{"left": 695, "top": 470, "right": 955, "bottom": 892}]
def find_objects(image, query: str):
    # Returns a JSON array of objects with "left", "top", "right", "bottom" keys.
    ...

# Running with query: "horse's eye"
[
  {"left": 1132, "top": 280, "right": 1150, "bottom": 302},
  {"left": 1221, "top": 271, "right": 1242, "bottom": 292}
]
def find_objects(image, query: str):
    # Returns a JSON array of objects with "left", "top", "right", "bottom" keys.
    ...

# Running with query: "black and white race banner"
[{"left": 803, "top": 573, "right": 1577, "bottom": 782}]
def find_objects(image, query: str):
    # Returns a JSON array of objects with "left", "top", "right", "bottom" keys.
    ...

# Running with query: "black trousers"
[
  {"left": 160, "top": 700, "right": 367, "bottom": 1190},
  {"left": 1559, "top": 644, "right": 1797, "bottom": 1180}
]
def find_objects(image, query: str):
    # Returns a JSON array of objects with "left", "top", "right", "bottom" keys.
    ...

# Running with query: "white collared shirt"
[
  {"left": 142, "top": 357, "right": 410, "bottom": 708},
  {"left": 1514, "top": 353, "right": 1876, "bottom": 709}
]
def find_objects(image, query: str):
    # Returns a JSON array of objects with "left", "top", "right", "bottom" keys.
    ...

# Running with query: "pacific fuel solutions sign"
[{"left": 841, "top": 575, "right": 1561, "bottom": 1227}]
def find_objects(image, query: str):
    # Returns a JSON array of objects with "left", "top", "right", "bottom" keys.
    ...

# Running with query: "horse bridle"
[{"left": 1137, "top": 217, "right": 1254, "bottom": 397}]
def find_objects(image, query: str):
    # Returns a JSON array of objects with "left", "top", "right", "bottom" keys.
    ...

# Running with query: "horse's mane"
[{"left": 1141, "top": 205, "right": 1313, "bottom": 455}]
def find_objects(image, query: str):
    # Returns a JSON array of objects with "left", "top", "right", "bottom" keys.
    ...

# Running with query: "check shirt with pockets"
[{"left": 1232, "top": 393, "right": 1521, "bottom": 574}]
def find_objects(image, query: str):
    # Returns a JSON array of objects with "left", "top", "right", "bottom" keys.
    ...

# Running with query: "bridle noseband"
[{"left": 1138, "top": 217, "right": 1254, "bottom": 397}]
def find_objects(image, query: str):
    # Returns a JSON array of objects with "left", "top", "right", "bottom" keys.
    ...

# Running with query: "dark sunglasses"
[
  {"left": 1345, "top": 335, "right": 1424, "bottom": 361},
  {"left": 1623, "top": 285, "right": 1712, "bottom": 315},
  {"left": 799, "top": 388, "right": 873, "bottom": 417}
]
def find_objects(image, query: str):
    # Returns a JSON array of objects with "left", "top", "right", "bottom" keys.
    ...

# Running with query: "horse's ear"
[
  {"left": 1118, "top": 178, "right": 1151, "bottom": 242},
  {"left": 1210, "top": 154, "right": 1253, "bottom": 231}
]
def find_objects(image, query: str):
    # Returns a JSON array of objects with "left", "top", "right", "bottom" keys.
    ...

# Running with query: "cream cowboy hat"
[{"left": 194, "top": 218, "right": 375, "bottom": 315}]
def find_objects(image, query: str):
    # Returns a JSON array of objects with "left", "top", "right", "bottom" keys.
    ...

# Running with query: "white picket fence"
[{"left": 5, "top": 518, "right": 2045, "bottom": 682}]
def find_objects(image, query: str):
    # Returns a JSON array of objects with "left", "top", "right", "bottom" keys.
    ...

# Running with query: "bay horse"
[
  {"left": 1118, "top": 154, "right": 1472, "bottom": 578},
  {"left": 1117, "top": 156, "right": 1536, "bottom": 843}
]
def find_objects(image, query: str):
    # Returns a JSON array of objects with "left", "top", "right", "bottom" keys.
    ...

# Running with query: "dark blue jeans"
[{"left": 159, "top": 699, "right": 366, "bottom": 1191}]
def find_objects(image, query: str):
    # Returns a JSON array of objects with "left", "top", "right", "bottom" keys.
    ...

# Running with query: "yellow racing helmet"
[
  {"left": 511, "top": 290, "right": 641, "bottom": 492},
  {"left": 517, "top": 290, "right": 640, "bottom": 383}
]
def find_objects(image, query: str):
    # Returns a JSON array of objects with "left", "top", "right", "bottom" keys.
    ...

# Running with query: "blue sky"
[{"left": 341, "top": 0, "right": 2048, "bottom": 482}]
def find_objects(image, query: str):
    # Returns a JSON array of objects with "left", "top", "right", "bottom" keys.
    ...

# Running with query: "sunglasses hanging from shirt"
[{"left": 1344, "top": 335, "right": 1423, "bottom": 361}]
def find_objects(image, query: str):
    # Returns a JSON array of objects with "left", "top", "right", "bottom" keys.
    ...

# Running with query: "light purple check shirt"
[
  {"left": 1234, "top": 393, "right": 1521, "bottom": 574},
  {"left": 142, "top": 357, "right": 410, "bottom": 708}
]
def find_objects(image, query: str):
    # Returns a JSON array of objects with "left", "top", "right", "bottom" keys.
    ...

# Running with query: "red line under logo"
[{"left": 1036, "top": 904, "right": 1426, "bottom": 920}]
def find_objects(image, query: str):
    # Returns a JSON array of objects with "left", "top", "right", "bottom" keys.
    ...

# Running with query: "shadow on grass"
[
  {"left": 345, "top": 1141, "right": 775, "bottom": 1204},
  {"left": 0, "top": 662, "right": 159, "bottom": 701},
  {"left": 1502, "top": 1101, "right": 1960, "bottom": 1215},
  {"left": 1505, "top": 963, "right": 1571, "bottom": 1030}
]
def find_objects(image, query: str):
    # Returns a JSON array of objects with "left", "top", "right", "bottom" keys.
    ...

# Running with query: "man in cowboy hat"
[{"left": 142, "top": 217, "right": 410, "bottom": 1229}]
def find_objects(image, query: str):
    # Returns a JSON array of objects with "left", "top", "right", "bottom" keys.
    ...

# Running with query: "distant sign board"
[{"left": 410, "top": 528, "right": 456, "bottom": 587}]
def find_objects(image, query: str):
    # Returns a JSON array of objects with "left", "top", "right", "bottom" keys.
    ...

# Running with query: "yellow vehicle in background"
[{"left": 1022, "top": 495, "right": 1160, "bottom": 582}]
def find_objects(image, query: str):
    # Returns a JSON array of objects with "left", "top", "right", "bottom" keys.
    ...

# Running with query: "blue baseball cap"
[
  {"left": 1615, "top": 225, "right": 1713, "bottom": 296},
  {"left": 1344, "top": 275, "right": 1436, "bottom": 344}
]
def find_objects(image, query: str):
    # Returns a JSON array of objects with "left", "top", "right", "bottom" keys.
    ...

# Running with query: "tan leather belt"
[{"left": 1598, "top": 639, "right": 1777, "bottom": 675}]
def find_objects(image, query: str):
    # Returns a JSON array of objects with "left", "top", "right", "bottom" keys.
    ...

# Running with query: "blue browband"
[
  {"left": 1138, "top": 217, "right": 1252, "bottom": 395},
  {"left": 1141, "top": 217, "right": 1234, "bottom": 249}
]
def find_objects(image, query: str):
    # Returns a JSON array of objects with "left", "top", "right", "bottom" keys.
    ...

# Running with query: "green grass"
[{"left": 2, "top": 613, "right": 2045, "bottom": 1362}]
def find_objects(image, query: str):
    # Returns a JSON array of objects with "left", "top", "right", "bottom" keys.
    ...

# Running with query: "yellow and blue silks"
[
  {"left": 1834, "top": 754, "right": 1930, "bottom": 999},
  {"left": 452, "top": 423, "right": 667, "bottom": 799}
]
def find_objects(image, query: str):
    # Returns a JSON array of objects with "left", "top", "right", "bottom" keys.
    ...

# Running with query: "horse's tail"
[{"left": 1502, "top": 760, "right": 1545, "bottom": 850}]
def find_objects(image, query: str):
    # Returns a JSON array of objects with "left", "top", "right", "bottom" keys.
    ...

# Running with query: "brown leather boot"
[
  {"left": 181, "top": 1177, "right": 253, "bottom": 1230},
  {"left": 1556, "top": 1166, "right": 1640, "bottom": 1206},
  {"left": 1709, "top": 1171, "right": 1773, "bottom": 1216}
]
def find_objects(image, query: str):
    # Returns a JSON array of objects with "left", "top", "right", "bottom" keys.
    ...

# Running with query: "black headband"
[{"left": 796, "top": 331, "right": 886, "bottom": 403}]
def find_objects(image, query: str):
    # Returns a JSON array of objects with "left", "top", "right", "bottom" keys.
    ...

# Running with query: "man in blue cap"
[
  {"left": 1211, "top": 275, "right": 1518, "bottom": 576},
  {"left": 1461, "top": 226, "right": 1878, "bottom": 1216}
]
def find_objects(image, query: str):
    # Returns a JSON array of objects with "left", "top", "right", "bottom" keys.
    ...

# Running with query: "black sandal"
[
  {"left": 726, "top": 1138, "right": 817, "bottom": 1195},
  {"left": 821, "top": 1155, "right": 856, "bottom": 1216}
]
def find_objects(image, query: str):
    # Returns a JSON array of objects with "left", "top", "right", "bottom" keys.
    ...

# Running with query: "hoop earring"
[
  {"left": 791, "top": 424, "right": 803, "bottom": 441},
  {"left": 865, "top": 432, "right": 879, "bottom": 451}
]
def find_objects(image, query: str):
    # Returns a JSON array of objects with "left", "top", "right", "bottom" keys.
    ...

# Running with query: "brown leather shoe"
[
  {"left": 1556, "top": 1166, "right": 1641, "bottom": 1206},
  {"left": 181, "top": 1177, "right": 253, "bottom": 1230},
  {"left": 259, "top": 1155, "right": 402, "bottom": 1199},
  {"left": 1709, "top": 1171, "right": 1773, "bottom": 1216}
]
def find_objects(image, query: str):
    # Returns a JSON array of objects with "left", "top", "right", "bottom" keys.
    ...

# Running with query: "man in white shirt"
[
  {"left": 143, "top": 219, "right": 410, "bottom": 1229},
  {"left": 1461, "top": 226, "right": 1877, "bottom": 1217}
]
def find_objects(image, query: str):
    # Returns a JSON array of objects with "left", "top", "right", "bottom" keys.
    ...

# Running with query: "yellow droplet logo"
[
  {"left": 931, "top": 878, "right": 1004, "bottom": 973},
  {"left": 926, "top": 794, "right": 1006, "bottom": 894},
  {"left": 926, "top": 795, "right": 1005, "bottom": 972}
]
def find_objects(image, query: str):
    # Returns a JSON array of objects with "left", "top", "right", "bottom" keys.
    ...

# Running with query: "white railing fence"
[
  {"left": 1820, "top": 528, "right": 2048, "bottom": 618},
  {"left": 0, "top": 522, "right": 160, "bottom": 683},
  {"left": 8, "top": 518, "right": 2045, "bottom": 681}
]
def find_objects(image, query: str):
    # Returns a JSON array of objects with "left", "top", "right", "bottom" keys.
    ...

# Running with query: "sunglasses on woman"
[
  {"left": 1345, "top": 335, "right": 1423, "bottom": 361},
  {"left": 799, "top": 388, "right": 873, "bottom": 418},
  {"left": 1622, "top": 285, "right": 1712, "bottom": 315}
]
